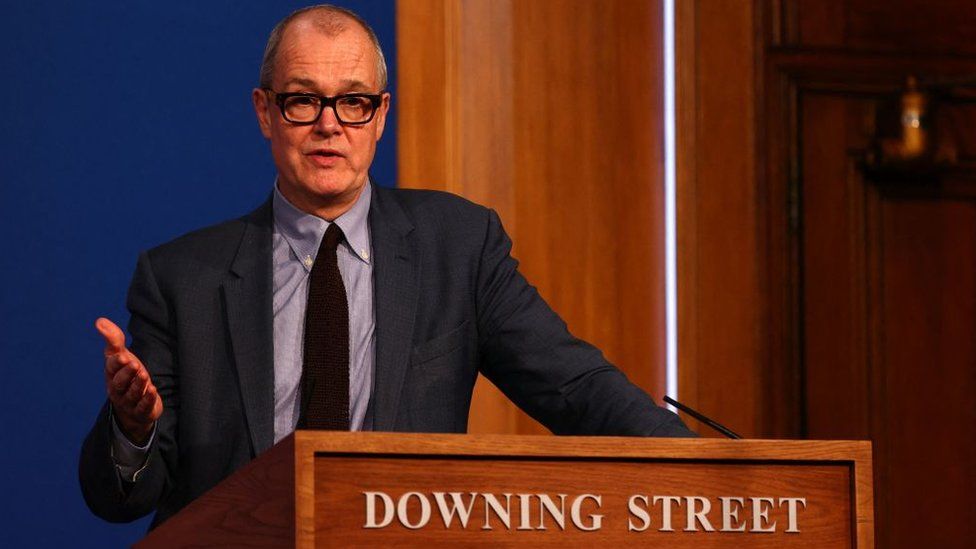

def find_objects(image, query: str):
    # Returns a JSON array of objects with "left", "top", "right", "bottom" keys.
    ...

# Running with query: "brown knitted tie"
[{"left": 297, "top": 223, "right": 349, "bottom": 430}]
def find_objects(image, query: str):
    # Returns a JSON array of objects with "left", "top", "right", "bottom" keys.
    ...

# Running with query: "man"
[{"left": 80, "top": 4, "right": 693, "bottom": 528}]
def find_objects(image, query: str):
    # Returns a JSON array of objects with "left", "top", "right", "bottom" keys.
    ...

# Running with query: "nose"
[{"left": 313, "top": 104, "right": 342, "bottom": 136}]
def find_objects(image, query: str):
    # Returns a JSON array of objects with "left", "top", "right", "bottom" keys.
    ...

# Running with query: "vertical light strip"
[{"left": 663, "top": 0, "right": 678, "bottom": 409}]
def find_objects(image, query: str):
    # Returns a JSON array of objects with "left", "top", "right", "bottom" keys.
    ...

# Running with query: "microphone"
[{"left": 663, "top": 396, "right": 742, "bottom": 439}]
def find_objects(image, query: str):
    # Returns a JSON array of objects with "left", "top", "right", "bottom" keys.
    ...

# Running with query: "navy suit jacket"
[{"left": 79, "top": 186, "right": 693, "bottom": 526}]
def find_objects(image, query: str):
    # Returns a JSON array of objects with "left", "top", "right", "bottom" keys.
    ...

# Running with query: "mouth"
[{"left": 305, "top": 148, "right": 344, "bottom": 167}]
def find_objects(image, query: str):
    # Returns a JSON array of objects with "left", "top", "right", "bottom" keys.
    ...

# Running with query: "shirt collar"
[{"left": 272, "top": 180, "right": 373, "bottom": 272}]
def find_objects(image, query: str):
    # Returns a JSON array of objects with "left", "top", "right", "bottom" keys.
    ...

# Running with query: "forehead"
[{"left": 274, "top": 19, "right": 378, "bottom": 91}]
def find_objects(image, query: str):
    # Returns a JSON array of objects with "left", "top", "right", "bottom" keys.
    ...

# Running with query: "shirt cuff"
[{"left": 109, "top": 406, "right": 156, "bottom": 482}]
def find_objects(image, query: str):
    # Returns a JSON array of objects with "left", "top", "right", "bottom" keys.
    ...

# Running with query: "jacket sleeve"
[
  {"left": 474, "top": 208, "right": 695, "bottom": 437},
  {"left": 79, "top": 250, "right": 181, "bottom": 522}
]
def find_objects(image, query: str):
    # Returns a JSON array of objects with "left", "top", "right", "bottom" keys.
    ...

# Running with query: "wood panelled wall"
[
  {"left": 397, "top": 0, "right": 668, "bottom": 435},
  {"left": 675, "top": 0, "right": 767, "bottom": 439},
  {"left": 683, "top": 0, "right": 976, "bottom": 546}
]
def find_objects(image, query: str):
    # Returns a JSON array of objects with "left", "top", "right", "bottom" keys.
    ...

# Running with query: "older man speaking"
[{"left": 80, "top": 4, "right": 693, "bottom": 528}]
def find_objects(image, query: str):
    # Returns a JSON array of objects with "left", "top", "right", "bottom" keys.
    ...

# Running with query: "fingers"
[
  {"left": 122, "top": 367, "right": 149, "bottom": 404},
  {"left": 95, "top": 317, "right": 126, "bottom": 356},
  {"left": 111, "top": 369, "right": 162, "bottom": 426},
  {"left": 97, "top": 317, "right": 163, "bottom": 437},
  {"left": 108, "top": 360, "right": 137, "bottom": 396},
  {"left": 134, "top": 385, "right": 162, "bottom": 421},
  {"left": 105, "top": 351, "right": 161, "bottom": 423},
  {"left": 105, "top": 348, "right": 142, "bottom": 379}
]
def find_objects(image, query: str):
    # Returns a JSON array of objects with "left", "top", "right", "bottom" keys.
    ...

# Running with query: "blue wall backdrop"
[{"left": 0, "top": 1, "right": 396, "bottom": 546}]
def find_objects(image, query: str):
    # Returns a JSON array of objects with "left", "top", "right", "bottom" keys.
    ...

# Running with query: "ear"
[
  {"left": 252, "top": 88, "right": 273, "bottom": 139},
  {"left": 373, "top": 92, "right": 391, "bottom": 141}
]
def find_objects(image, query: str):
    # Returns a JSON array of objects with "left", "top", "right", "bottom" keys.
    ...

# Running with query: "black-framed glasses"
[{"left": 264, "top": 89, "right": 384, "bottom": 125}]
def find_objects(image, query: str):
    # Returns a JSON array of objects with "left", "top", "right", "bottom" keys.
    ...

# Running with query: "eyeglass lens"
[{"left": 283, "top": 95, "right": 374, "bottom": 124}]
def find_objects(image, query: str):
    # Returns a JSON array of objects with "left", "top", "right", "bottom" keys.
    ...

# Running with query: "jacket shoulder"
[
  {"left": 141, "top": 201, "right": 269, "bottom": 279},
  {"left": 376, "top": 187, "right": 493, "bottom": 230},
  {"left": 149, "top": 216, "right": 247, "bottom": 255}
]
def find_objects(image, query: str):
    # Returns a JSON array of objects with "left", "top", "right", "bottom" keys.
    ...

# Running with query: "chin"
[{"left": 307, "top": 175, "right": 362, "bottom": 200}]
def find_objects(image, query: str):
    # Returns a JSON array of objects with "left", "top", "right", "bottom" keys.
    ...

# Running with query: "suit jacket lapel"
[
  {"left": 222, "top": 199, "right": 276, "bottom": 454},
  {"left": 369, "top": 187, "right": 418, "bottom": 431}
]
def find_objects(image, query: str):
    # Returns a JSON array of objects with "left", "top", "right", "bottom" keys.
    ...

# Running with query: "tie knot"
[{"left": 320, "top": 223, "right": 344, "bottom": 252}]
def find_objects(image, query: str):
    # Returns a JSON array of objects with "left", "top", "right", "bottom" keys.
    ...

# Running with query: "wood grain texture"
[
  {"left": 791, "top": 0, "right": 976, "bottom": 56},
  {"left": 396, "top": 0, "right": 458, "bottom": 191},
  {"left": 317, "top": 459, "right": 849, "bottom": 546},
  {"left": 397, "top": 0, "right": 667, "bottom": 436},
  {"left": 800, "top": 98, "right": 976, "bottom": 545},
  {"left": 297, "top": 431, "right": 870, "bottom": 459},
  {"left": 801, "top": 95, "right": 874, "bottom": 441},
  {"left": 767, "top": 2, "right": 976, "bottom": 547},
  {"left": 135, "top": 436, "right": 295, "bottom": 548},
  {"left": 674, "top": 0, "right": 700, "bottom": 429},
  {"left": 296, "top": 432, "right": 873, "bottom": 547},
  {"left": 876, "top": 196, "right": 976, "bottom": 545},
  {"left": 676, "top": 0, "right": 765, "bottom": 438},
  {"left": 762, "top": 3, "right": 976, "bottom": 546},
  {"left": 296, "top": 432, "right": 315, "bottom": 548},
  {"left": 684, "top": 2, "right": 976, "bottom": 545},
  {"left": 137, "top": 433, "right": 873, "bottom": 547}
]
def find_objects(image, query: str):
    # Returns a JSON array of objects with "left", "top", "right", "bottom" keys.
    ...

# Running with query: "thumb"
[{"left": 95, "top": 317, "right": 127, "bottom": 355}]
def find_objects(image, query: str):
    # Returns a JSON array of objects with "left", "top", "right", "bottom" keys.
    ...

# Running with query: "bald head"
[{"left": 259, "top": 4, "right": 388, "bottom": 90}]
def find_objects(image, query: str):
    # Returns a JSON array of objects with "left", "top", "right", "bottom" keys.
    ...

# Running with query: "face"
[{"left": 252, "top": 19, "right": 389, "bottom": 219}]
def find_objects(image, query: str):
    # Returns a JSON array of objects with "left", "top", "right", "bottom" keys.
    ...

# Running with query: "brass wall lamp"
[
  {"left": 865, "top": 74, "right": 976, "bottom": 175},
  {"left": 878, "top": 76, "right": 929, "bottom": 163}
]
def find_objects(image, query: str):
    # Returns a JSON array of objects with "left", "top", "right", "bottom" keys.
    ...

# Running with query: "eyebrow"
[
  {"left": 280, "top": 77, "right": 375, "bottom": 92},
  {"left": 281, "top": 77, "right": 318, "bottom": 89}
]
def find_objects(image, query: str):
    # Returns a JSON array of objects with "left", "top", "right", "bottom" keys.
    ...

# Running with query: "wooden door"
[
  {"left": 679, "top": 1, "right": 976, "bottom": 545},
  {"left": 767, "top": 1, "right": 976, "bottom": 546}
]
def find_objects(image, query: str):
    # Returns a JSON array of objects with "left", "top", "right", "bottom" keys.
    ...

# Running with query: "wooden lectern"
[{"left": 135, "top": 432, "right": 873, "bottom": 547}]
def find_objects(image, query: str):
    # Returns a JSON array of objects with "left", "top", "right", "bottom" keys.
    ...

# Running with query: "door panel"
[{"left": 800, "top": 90, "right": 976, "bottom": 548}]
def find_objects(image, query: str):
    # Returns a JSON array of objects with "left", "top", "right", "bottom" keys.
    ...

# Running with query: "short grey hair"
[{"left": 258, "top": 4, "right": 388, "bottom": 90}]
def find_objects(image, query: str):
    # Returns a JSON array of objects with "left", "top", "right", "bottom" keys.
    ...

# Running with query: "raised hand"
[{"left": 95, "top": 317, "right": 163, "bottom": 446}]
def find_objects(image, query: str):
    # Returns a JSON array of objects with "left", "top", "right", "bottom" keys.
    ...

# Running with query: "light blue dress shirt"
[{"left": 271, "top": 181, "right": 375, "bottom": 441}]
